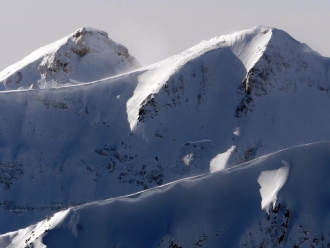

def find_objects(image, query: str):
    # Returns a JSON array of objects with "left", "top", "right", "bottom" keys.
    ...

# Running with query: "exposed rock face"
[
  {"left": 235, "top": 29, "right": 329, "bottom": 118},
  {"left": 0, "top": 27, "right": 140, "bottom": 90}
]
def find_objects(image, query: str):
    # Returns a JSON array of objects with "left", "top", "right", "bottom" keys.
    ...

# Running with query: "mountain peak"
[
  {"left": 72, "top": 27, "right": 107, "bottom": 36},
  {"left": 0, "top": 27, "right": 140, "bottom": 90}
]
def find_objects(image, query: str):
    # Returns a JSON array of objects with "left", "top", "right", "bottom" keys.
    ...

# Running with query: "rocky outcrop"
[{"left": 0, "top": 27, "right": 140, "bottom": 90}]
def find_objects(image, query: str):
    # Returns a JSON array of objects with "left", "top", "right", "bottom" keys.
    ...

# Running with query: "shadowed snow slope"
[
  {"left": 2, "top": 142, "right": 330, "bottom": 247},
  {"left": 0, "top": 27, "right": 140, "bottom": 90},
  {"left": 0, "top": 26, "right": 330, "bottom": 234}
]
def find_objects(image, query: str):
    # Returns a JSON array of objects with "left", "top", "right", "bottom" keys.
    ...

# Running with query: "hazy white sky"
[{"left": 0, "top": 0, "right": 329, "bottom": 71}]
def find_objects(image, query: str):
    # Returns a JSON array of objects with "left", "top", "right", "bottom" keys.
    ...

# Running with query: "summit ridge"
[{"left": 0, "top": 26, "right": 330, "bottom": 247}]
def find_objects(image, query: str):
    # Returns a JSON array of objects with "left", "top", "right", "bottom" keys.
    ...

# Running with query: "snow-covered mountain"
[
  {"left": 2, "top": 141, "right": 330, "bottom": 248},
  {"left": 0, "top": 25, "right": 330, "bottom": 238},
  {"left": 0, "top": 27, "right": 140, "bottom": 90}
]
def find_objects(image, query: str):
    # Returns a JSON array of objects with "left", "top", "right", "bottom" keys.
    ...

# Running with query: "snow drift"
[{"left": 2, "top": 142, "right": 330, "bottom": 247}]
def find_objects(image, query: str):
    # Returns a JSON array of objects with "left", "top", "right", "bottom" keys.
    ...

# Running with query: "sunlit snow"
[
  {"left": 257, "top": 161, "right": 289, "bottom": 211},
  {"left": 210, "top": 146, "right": 235, "bottom": 172}
]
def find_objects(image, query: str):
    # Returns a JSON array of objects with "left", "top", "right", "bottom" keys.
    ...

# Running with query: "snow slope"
[
  {"left": 0, "top": 26, "right": 329, "bottom": 234},
  {"left": 2, "top": 141, "right": 330, "bottom": 248},
  {"left": 0, "top": 27, "right": 140, "bottom": 90}
]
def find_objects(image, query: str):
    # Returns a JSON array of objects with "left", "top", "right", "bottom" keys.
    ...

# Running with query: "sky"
[{"left": 0, "top": 0, "right": 329, "bottom": 71}]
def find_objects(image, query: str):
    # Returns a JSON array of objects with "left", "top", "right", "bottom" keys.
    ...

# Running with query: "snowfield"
[
  {"left": 0, "top": 25, "right": 329, "bottom": 247},
  {"left": 0, "top": 27, "right": 140, "bottom": 90},
  {"left": 2, "top": 142, "right": 330, "bottom": 247}
]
